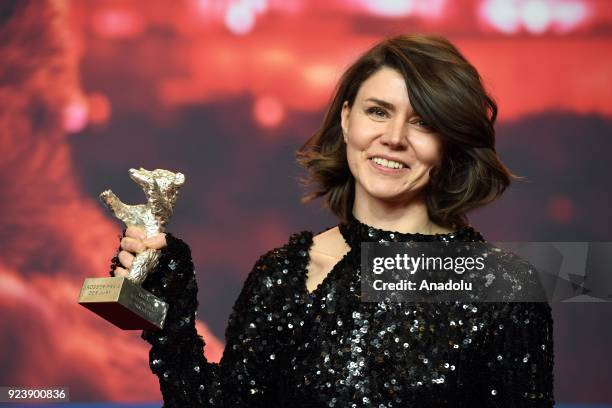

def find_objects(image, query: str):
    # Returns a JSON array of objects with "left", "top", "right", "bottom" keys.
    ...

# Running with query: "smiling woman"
[
  {"left": 341, "top": 67, "right": 448, "bottom": 228},
  {"left": 296, "top": 35, "right": 521, "bottom": 233},
  {"left": 109, "top": 33, "right": 554, "bottom": 408}
]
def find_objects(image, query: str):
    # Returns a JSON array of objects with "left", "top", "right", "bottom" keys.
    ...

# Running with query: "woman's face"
[{"left": 340, "top": 66, "right": 444, "bottom": 204}]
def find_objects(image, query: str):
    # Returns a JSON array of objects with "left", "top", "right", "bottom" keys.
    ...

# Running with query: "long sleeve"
[
  {"left": 463, "top": 254, "right": 555, "bottom": 407},
  {"left": 472, "top": 300, "right": 555, "bottom": 407},
  {"left": 108, "top": 230, "right": 284, "bottom": 407},
  {"left": 451, "top": 246, "right": 556, "bottom": 407}
]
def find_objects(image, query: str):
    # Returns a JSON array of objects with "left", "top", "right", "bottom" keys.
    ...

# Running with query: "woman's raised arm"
[{"left": 108, "top": 229, "right": 286, "bottom": 407}]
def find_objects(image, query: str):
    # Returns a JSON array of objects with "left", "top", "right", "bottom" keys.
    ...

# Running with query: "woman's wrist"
[{"left": 141, "top": 232, "right": 198, "bottom": 333}]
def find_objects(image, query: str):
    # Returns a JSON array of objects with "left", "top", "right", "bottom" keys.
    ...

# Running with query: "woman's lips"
[{"left": 368, "top": 158, "right": 410, "bottom": 175}]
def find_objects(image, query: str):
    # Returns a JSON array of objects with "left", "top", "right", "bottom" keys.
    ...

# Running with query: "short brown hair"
[{"left": 295, "top": 33, "right": 522, "bottom": 228}]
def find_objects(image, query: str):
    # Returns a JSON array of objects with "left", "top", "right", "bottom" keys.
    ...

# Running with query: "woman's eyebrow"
[
  {"left": 364, "top": 97, "right": 418, "bottom": 118},
  {"left": 364, "top": 97, "right": 396, "bottom": 112}
]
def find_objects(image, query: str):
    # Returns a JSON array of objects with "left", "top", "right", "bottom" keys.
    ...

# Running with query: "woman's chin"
[
  {"left": 365, "top": 190, "right": 410, "bottom": 203},
  {"left": 361, "top": 184, "right": 426, "bottom": 203}
]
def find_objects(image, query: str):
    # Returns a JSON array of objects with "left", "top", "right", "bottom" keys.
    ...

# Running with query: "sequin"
[{"left": 106, "top": 213, "right": 554, "bottom": 407}]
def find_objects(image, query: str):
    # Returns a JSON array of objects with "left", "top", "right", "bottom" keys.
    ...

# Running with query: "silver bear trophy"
[{"left": 100, "top": 167, "right": 186, "bottom": 285}]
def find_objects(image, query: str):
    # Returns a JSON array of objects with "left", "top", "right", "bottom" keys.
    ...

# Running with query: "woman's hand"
[{"left": 114, "top": 225, "right": 167, "bottom": 278}]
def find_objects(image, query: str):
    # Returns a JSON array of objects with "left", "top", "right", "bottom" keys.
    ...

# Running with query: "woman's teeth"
[{"left": 371, "top": 157, "right": 405, "bottom": 169}]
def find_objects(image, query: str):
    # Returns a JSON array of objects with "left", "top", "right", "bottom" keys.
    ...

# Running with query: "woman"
[{"left": 110, "top": 34, "right": 554, "bottom": 407}]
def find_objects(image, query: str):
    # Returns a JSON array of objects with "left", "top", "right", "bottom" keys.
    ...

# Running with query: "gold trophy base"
[{"left": 78, "top": 277, "right": 168, "bottom": 330}]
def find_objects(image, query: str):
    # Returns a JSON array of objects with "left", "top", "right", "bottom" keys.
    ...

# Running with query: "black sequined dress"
[{"left": 109, "top": 213, "right": 554, "bottom": 407}]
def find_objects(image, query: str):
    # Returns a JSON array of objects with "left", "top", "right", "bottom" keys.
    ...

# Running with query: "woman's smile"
[{"left": 367, "top": 156, "right": 411, "bottom": 176}]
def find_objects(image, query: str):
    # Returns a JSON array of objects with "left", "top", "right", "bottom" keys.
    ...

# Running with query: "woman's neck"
[{"left": 352, "top": 193, "right": 452, "bottom": 235}]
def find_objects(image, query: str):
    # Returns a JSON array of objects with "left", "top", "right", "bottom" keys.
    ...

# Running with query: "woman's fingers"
[
  {"left": 121, "top": 236, "right": 146, "bottom": 253},
  {"left": 119, "top": 232, "right": 167, "bottom": 266},
  {"left": 124, "top": 227, "right": 167, "bottom": 250},
  {"left": 118, "top": 250, "right": 134, "bottom": 269},
  {"left": 126, "top": 225, "right": 146, "bottom": 240},
  {"left": 143, "top": 233, "right": 167, "bottom": 250},
  {"left": 114, "top": 227, "right": 165, "bottom": 280},
  {"left": 114, "top": 266, "right": 128, "bottom": 277}
]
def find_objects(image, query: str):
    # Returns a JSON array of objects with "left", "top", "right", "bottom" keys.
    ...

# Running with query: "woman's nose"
[{"left": 380, "top": 121, "right": 408, "bottom": 147}]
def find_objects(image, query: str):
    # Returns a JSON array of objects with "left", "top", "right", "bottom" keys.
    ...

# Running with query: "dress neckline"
[
  {"left": 296, "top": 213, "right": 484, "bottom": 297},
  {"left": 337, "top": 212, "right": 484, "bottom": 250}
]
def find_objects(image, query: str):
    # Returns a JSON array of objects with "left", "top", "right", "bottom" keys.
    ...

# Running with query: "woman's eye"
[
  {"left": 413, "top": 119, "right": 432, "bottom": 130},
  {"left": 366, "top": 107, "right": 388, "bottom": 118}
]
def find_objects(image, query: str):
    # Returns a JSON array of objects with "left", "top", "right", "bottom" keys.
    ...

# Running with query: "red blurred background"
[{"left": 1, "top": 0, "right": 611, "bottom": 405}]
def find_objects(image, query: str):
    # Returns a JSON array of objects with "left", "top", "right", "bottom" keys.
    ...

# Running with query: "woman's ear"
[{"left": 340, "top": 101, "right": 350, "bottom": 143}]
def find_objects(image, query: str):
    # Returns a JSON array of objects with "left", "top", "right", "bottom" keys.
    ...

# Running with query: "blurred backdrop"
[{"left": 0, "top": 0, "right": 611, "bottom": 405}]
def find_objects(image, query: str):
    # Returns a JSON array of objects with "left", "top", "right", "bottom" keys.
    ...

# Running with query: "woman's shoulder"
[
  {"left": 257, "top": 228, "right": 314, "bottom": 266},
  {"left": 477, "top": 243, "right": 548, "bottom": 302},
  {"left": 251, "top": 224, "right": 353, "bottom": 291},
  {"left": 243, "top": 228, "right": 315, "bottom": 290}
]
